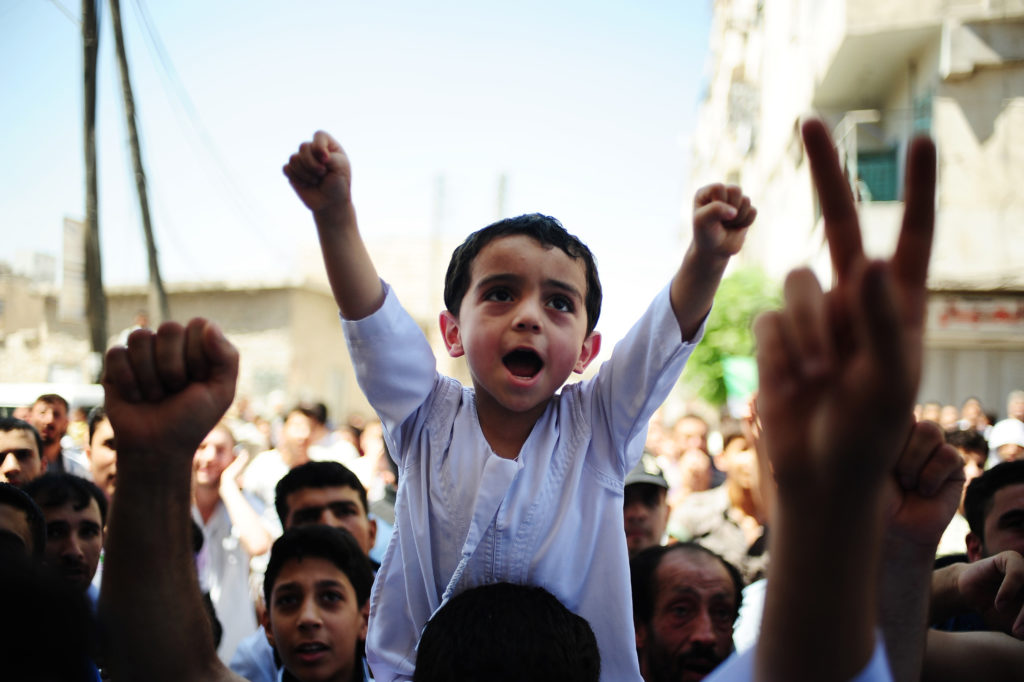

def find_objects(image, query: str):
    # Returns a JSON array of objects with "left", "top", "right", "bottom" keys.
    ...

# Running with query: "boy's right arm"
[{"left": 284, "top": 131, "right": 384, "bottom": 320}]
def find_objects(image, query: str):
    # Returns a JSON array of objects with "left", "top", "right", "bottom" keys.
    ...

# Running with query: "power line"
[
  {"left": 127, "top": 0, "right": 282, "bottom": 260},
  {"left": 45, "top": 0, "right": 81, "bottom": 26}
]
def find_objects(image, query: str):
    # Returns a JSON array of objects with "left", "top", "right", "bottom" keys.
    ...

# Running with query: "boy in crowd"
[
  {"left": 230, "top": 460, "right": 380, "bottom": 682},
  {"left": 283, "top": 130, "right": 754, "bottom": 681},
  {"left": 262, "top": 525, "right": 374, "bottom": 682}
]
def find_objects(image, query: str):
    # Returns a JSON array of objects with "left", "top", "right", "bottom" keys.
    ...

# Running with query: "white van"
[{"left": 0, "top": 382, "right": 105, "bottom": 418}]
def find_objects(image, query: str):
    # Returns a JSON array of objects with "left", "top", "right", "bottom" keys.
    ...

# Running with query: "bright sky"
[{"left": 1, "top": 0, "right": 712, "bottom": 350}]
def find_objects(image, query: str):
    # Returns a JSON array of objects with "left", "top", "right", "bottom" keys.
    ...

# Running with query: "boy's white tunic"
[{"left": 343, "top": 283, "right": 702, "bottom": 682}]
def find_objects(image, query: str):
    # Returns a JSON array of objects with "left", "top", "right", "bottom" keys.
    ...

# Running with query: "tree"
[{"left": 680, "top": 267, "right": 781, "bottom": 408}]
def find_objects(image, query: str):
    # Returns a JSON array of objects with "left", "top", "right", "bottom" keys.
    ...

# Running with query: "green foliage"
[{"left": 680, "top": 267, "right": 782, "bottom": 407}]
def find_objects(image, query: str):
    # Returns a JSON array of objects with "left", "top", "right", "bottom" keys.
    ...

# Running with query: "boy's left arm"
[{"left": 670, "top": 184, "right": 756, "bottom": 340}]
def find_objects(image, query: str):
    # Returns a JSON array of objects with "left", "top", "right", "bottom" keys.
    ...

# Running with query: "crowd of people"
[{"left": 1, "top": 119, "right": 1023, "bottom": 681}]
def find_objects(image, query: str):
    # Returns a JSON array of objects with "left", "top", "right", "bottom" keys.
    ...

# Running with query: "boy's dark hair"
[
  {"left": 630, "top": 542, "right": 744, "bottom": 627},
  {"left": 23, "top": 473, "right": 108, "bottom": 526},
  {"left": 0, "top": 416, "right": 43, "bottom": 460},
  {"left": 945, "top": 428, "right": 988, "bottom": 457},
  {"left": 263, "top": 525, "right": 374, "bottom": 610},
  {"left": 0, "top": 482, "right": 47, "bottom": 560},
  {"left": 414, "top": 582, "right": 600, "bottom": 682},
  {"left": 443, "top": 213, "right": 603, "bottom": 334},
  {"left": 87, "top": 406, "right": 108, "bottom": 442},
  {"left": 274, "top": 461, "right": 369, "bottom": 525},
  {"left": 964, "top": 460, "right": 1024, "bottom": 540}
]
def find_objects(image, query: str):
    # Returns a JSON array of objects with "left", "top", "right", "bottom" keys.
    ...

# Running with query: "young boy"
[
  {"left": 262, "top": 525, "right": 374, "bottom": 682},
  {"left": 284, "top": 131, "right": 754, "bottom": 681}
]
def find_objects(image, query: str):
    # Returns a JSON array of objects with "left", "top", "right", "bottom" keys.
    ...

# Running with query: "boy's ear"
[
  {"left": 262, "top": 608, "right": 275, "bottom": 650},
  {"left": 439, "top": 311, "right": 464, "bottom": 358},
  {"left": 573, "top": 331, "right": 601, "bottom": 374}
]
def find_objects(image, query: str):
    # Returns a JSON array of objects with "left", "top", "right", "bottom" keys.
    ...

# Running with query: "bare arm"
[
  {"left": 284, "top": 131, "right": 384, "bottom": 320},
  {"left": 753, "top": 119, "right": 936, "bottom": 681},
  {"left": 924, "top": 630, "right": 1024, "bottom": 682},
  {"left": 670, "top": 184, "right": 755, "bottom": 340},
  {"left": 99, "top": 320, "right": 244, "bottom": 682}
]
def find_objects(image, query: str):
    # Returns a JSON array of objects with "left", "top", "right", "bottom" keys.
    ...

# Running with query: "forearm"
[
  {"left": 880, "top": 537, "right": 936, "bottom": 682},
  {"left": 758, "top": 496, "right": 886, "bottom": 681},
  {"left": 929, "top": 563, "right": 969, "bottom": 623},
  {"left": 219, "top": 483, "right": 272, "bottom": 557},
  {"left": 101, "top": 460, "right": 239, "bottom": 681},
  {"left": 924, "top": 630, "right": 1024, "bottom": 682},
  {"left": 669, "top": 244, "right": 729, "bottom": 341},
  {"left": 314, "top": 202, "right": 385, "bottom": 320}
]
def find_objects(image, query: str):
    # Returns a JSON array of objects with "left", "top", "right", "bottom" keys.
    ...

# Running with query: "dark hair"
[
  {"left": 0, "top": 482, "right": 47, "bottom": 560},
  {"left": 442, "top": 213, "right": 602, "bottom": 335},
  {"left": 414, "top": 582, "right": 600, "bottom": 682},
  {"left": 33, "top": 393, "right": 70, "bottom": 412},
  {"left": 945, "top": 428, "right": 988, "bottom": 457},
  {"left": 23, "top": 473, "right": 108, "bottom": 526},
  {"left": 263, "top": 525, "right": 374, "bottom": 610},
  {"left": 630, "top": 542, "right": 744, "bottom": 627},
  {"left": 87, "top": 406, "right": 108, "bottom": 443},
  {"left": 0, "top": 416, "right": 43, "bottom": 461},
  {"left": 274, "top": 461, "right": 369, "bottom": 525},
  {"left": 964, "top": 461, "right": 1024, "bottom": 541}
]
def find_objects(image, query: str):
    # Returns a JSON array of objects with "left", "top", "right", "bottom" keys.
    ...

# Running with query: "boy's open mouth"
[{"left": 503, "top": 349, "right": 543, "bottom": 378}]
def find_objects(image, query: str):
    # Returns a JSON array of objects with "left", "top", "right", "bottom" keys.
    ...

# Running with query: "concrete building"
[{"left": 690, "top": 0, "right": 1024, "bottom": 417}]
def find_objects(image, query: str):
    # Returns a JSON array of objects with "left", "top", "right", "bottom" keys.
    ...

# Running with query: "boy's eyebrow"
[{"left": 474, "top": 273, "right": 583, "bottom": 301}]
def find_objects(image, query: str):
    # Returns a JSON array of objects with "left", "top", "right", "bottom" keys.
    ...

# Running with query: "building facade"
[{"left": 690, "top": 0, "right": 1024, "bottom": 416}]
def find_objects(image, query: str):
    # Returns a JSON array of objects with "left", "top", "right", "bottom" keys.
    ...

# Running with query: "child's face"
[
  {"left": 265, "top": 556, "right": 367, "bottom": 682},
  {"left": 440, "top": 235, "right": 600, "bottom": 416}
]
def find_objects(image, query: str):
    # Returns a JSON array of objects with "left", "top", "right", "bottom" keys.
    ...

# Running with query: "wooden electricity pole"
[
  {"left": 109, "top": 0, "right": 170, "bottom": 325},
  {"left": 82, "top": 0, "right": 108, "bottom": 368}
]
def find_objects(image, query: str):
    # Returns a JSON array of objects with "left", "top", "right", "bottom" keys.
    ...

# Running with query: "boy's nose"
[{"left": 512, "top": 301, "right": 542, "bottom": 332}]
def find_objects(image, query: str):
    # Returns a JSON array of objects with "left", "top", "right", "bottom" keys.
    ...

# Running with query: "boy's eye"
[
  {"left": 547, "top": 296, "right": 574, "bottom": 313},
  {"left": 484, "top": 288, "right": 513, "bottom": 303},
  {"left": 320, "top": 590, "right": 344, "bottom": 605},
  {"left": 274, "top": 593, "right": 300, "bottom": 609}
]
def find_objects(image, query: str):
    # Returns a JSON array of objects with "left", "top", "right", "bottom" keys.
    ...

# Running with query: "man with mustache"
[{"left": 630, "top": 543, "right": 742, "bottom": 681}]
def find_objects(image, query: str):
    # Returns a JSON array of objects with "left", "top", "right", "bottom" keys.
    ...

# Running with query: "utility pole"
[
  {"left": 82, "top": 0, "right": 108, "bottom": 372},
  {"left": 109, "top": 0, "right": 170, "bottom": 325}
]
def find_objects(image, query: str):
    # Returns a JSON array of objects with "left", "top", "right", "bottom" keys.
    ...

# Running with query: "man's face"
[
  {"left": 0, "top": 503, "right": 34, "bottom": 557},
  {"left": 28, "top": 401, "right": 68, "bottom": 447},
  {"left": 284, "top": 487, "right": 377, "bottom": 555},
  {"left": 624, "top": 483, "right": 669, "bottom": 557},
  {"left": 1009, "top": 396, "right": 1024, "bottom": 422},
  {"left": 42, "top": 498, "right": 104, "bottom": 592},
  {"left": 637, "top": 550, "right": 736, "bottom": 682},
  {"left": 193, "top": 428, "right": 235, "bottom": 488},
  {"left": 975, "top": 482, "right": 1024, "bottom": 559},
  {"left": 440, "top": 235, "right": 599, "bottom": 417},
  {"left": 264, "top": 556, "right": 367, "bottom": 682},
  {"left": 716, "top": 437, "right": 757, "bottom": 492},
  {"left": 282, "top": 412, "right": 314, "bottom": 461},
  {"left": 0, "top": 429, "right": 43, "bottom": 487},
  {"left": 674, "top": 418, "right": 708, "bottom": 455},
  {"left": 87, "top": 417, "right": 117, "bottom": 500}
]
